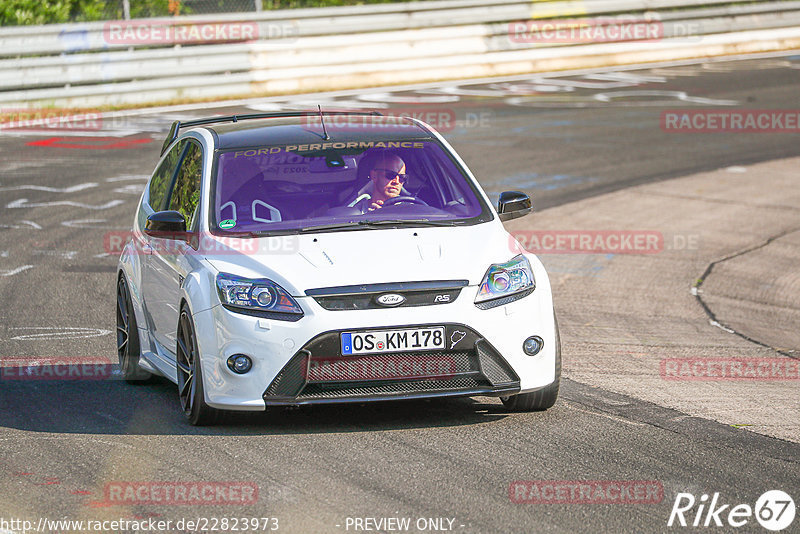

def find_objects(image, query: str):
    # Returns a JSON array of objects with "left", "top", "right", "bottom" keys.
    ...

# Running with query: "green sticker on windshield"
[{"left": 219, "top": 219, "right": 236, "bottom": 230}]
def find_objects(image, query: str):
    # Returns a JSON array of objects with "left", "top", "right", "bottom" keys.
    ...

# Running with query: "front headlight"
[
  {"left": 475, "top": 255, "right": 535, "bottom": 309},
  {"left": 216, "top": 273, "right": 303, "bottom": 320}
]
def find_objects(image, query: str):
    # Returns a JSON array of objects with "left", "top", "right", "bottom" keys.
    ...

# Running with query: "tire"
[
  {"left": 501, "top": 314, "right": 561, "bottom": 412},
  {"left": 116, "top": 276, "right": 153, "bottom": 383},
  {"left": 176, "top": 307, "right": 220, "bottom": 426}
]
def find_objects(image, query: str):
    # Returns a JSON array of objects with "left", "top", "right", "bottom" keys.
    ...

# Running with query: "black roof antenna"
[{"left": 318, "top": 105, "right": 330, "bottom": 140}]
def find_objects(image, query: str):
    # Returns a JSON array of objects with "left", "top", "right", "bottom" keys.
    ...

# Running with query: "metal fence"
[
  {"left": 115, "top": 0, "right": 263, "bottom": 19},
  {"left": 1, "top": 0, "right": 427, "bottom": 24},
  {"left": 107, "top": 0, "right": 329, "bottom": 20},
  {"left": 1, "top": 0, "right": 800, "bottom": 107}
]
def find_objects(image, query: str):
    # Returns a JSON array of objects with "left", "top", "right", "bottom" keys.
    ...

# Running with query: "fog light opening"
[
  {"left": 227, "top": 354, "right": 253, "bottom": 374},
  {"left": 523, "top": 336, "right": 544, "bottom": 356}
]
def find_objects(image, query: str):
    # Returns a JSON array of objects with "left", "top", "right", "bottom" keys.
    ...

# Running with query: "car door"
[
  {"left": 139, "top": 140, "right": 185, "bottom": 351},
  {"left": 142, "top": 139, "right": 204, "bottom": 355}
]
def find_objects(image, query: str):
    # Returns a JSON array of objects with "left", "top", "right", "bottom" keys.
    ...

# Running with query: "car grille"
[
  {"left": 306, "top": 280, "right": 467, "bottom": 311},
  {"left": 298, "top": 377, "right": 485, "bottom": 399},
  {"left": 263, "top": 324, "right": 519, "bottom": 403}
]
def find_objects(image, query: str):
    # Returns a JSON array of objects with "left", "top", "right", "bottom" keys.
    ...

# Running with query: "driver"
[{"left": 351, "top": 150, "right": 408, "bottom": 213}]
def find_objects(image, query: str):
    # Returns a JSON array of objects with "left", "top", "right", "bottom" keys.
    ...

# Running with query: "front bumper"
[
  {"left": 262, "top": 324, "right": 520, "bottom": 405},
  {"left": 192, "top": 267, "right": 556, "bottom": 411}
]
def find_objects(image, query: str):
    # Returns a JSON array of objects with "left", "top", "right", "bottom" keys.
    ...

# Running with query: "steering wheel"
[{"left": 381, "top": 196, "right": 428, "bottom": 207}]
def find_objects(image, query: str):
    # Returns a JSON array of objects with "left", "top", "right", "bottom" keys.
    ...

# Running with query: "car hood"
[{"left": 204, "top": 223, "right": 516, "bottom": 296}]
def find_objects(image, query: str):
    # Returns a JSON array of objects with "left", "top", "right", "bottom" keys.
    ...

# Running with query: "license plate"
[{"left": 341, "top": 327, "right": 445, "bottom": 355}]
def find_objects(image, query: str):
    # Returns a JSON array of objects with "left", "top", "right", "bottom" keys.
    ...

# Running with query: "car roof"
[{"left": 201, "top": 115, "right": 435, "bottom": 150}]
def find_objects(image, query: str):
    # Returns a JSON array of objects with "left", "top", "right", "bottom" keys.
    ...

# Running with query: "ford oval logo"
[{"left": 376, "top": 293, "right": 406, "bottom": 307}]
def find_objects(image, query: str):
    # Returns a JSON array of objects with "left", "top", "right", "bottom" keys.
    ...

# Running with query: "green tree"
[
  {"left": 0, "top": 0, "right": 173, "bottom": 25},
  {"left": 0, "top": 0, "right": 71, "bottom": 25}
]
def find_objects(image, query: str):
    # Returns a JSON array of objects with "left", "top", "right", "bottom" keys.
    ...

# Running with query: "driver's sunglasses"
[{"left": 373, "top": 168, "right": 408, "bottom": 183}]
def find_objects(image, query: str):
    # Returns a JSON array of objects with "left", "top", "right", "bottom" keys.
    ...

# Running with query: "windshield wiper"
[
  {"left": 213, "top": 230, "right": 262, "bottom": 238},
  {"left": 299, "top": 221, "right": 366, "bottom": 233},
  {"left": 299, "top": 219, "right": 459, "bottom": 233},
  {"left": 360, "top": 219, "right": 459, "bottom": 227}
]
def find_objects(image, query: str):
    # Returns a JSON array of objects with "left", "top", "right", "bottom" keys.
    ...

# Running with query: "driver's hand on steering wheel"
[{"left": 368, "top": 199, "right": 385, "bottom": 211}]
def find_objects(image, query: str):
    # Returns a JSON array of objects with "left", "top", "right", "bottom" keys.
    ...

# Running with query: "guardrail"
[{"left": 2, "top": 0, "right": 800, "bottom": 107}]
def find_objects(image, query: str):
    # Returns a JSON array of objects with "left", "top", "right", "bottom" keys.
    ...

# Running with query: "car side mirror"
[
  {"left": 145, "top": 210, "right": 188, "bottom": 239},
  {"left": 497, "top": 191, "right": 532, "bottom": 221}
]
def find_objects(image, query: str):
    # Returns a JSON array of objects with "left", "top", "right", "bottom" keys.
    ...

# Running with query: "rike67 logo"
[{"left": 668, "top": 490, "right": 795, "bottom": 531}]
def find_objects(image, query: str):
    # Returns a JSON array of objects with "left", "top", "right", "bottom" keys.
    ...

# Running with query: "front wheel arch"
[{"left": 176, "top": 304, "right": 220, "bottom": 426}]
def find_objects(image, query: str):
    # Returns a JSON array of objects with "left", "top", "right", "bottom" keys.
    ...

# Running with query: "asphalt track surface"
[{"left": 1, "top": 53, "right": 799, "bottom": 533}]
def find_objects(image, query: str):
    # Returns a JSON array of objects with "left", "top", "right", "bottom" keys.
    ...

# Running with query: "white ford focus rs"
[{"left": 116, "top": 111, "right": 560, "bottom": 425}]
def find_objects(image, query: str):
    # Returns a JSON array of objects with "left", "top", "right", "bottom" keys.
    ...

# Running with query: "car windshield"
[{"left": 212, "top": 139, "right": 489, "bottom": 234}]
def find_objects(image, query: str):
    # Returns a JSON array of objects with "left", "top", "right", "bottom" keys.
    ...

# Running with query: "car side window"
[
  {"left": 148, "top": 140, "right": 186, "bottom": 211},
  {"left": 167, "top": 141, "right": 203, "bottom": 231}
]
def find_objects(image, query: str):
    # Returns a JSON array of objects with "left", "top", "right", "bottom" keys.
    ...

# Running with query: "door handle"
[{"left": 141, "top": 243, "right": 153, "bottom": 255}]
